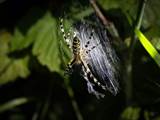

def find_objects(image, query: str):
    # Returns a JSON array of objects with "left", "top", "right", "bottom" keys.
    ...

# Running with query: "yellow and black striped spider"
[{"left": 60, "top": 18, "right": 119, "bottom": 98}]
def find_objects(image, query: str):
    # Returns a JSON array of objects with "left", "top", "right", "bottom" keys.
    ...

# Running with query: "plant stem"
[
  {"left": 64, "top": 78, "right": 84, "bottom": 120},
  {"left": 125, "top": 0, "right": 147, "bottom": 104},
  {"left": 89, "top": 0, "right": 147, "bottom": 105},
  {"left": 130, "top": 0, "right": 147, "bottom": 52},
  {"left": 89, "top": 0, "right": 119, "bottom": 38},
  {"left": 39, "top": 79, "right": 53, "bottom": 120},
  {"left": 89, "top": 0, "right": 109, "bottom": 26}
]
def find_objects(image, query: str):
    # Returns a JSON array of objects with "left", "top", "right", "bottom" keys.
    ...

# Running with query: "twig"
[
  {"left": 89, "top": 0, "right": 119, "bottom": 38},
  {"left": 89, "top": 0, "right": 109, "bottom": 26}
]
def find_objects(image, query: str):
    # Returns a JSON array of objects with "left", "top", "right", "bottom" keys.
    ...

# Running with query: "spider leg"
[
  {"left": 80, "top": 41, "right": 100, "bottom": 64},
  {"left": 64, "top": 58, "right": 76, "bottom": 75},
  {"left": 60, "top": 18, "right": 72, "bottom": 48},
  {"left": 80, "top": 53, "right": 106, "bottom": 97},
  {"left": 89, "top": 29, "right": 94, "bottom": 39},
  {"left": 81, "top": 65, "right": 105, "bottom": 98},
  {"left": 84, "top": 44, "right": 100, "bottom": 55},
  {"left": 84, "top": 30, "right": 100, "bottom": 54},
  {"left": 82, "top": 60, "right": 106, "bottom": 90}
]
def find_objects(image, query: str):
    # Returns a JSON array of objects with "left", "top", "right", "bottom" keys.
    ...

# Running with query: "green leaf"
[
  {"left": 0, "top": 32, "right": 30, "bottom": 85},
  {"left": 121, "top": 106, "right": 141, "bottom": 120},
  {"left": 0, "top": 56, "right": 30, "bottom": 85},
  {"left": 98, "top": 0, "right": 160, "bottom": 41},
  {"left": 151, "top": 38, "right": 160, "bottom": 50},
  {"left": 135, "top": 29, "right": 160, "bottom": 67},
  {"left": 98, "top": 0, "right": 137, "bottom": 13},
  {"left": 10, "top": 15, "right": 44, "bottom": 51},
  {"left": 10, "top": 29, "right": 25, "bottom": 51},
  {"left": 0, "top": 31, "right": 11, "bottom": 55},
  {"left": 10, "top": 11, "right": 72, "bottom": 73},
  {"left": 0, "top": 98, "right": 29, "bottom": 113},
  {"left": 32, "top": 12, "right": 63, "bottom": 72},
  {"left": 72, "top": 8, "right": 94, "bottom": 20}
]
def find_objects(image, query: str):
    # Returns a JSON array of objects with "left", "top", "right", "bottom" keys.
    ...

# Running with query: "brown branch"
[
  {"left": 89, "top": 0, "right": 119, "bottom": 40},
  {"left": 89, "top": 0, "right": 110, "bottom": 26}
]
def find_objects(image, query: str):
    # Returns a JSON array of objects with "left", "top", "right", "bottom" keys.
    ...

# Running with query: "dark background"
[{"left": 0, "top": 0, "right": 160, "bottom": 120}]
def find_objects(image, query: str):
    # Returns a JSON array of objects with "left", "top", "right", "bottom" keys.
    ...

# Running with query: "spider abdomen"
[{"left": 72, "top": 37, "right": 80, "bottom": 55}]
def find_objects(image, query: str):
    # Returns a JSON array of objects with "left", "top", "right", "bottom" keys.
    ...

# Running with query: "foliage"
[
  {"left": 135, "top": 29, "right": 160, "bottom": 67},
  {"left": 0, "top": 0, "right": 160, "bottom": 120},
  {"left": 0, "top": 32, "right": 30, "bottom": 85}
]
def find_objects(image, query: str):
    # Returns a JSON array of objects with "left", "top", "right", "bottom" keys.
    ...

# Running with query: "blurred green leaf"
[
  {"left": 151, "top": 37, "right": 160, "bottom": 50},
  {"left": 121, "top": 106, "right": 141, "bottom": 120},
  {"left": 0, "top": 31, "right": 11, "bottom": 55},
  {"left": 144, "top": 110, "right": 150, "bottom": 120},
  {"left": 32, "top": 12, "right": 63, "bottom": 72},
  {"left": 10, "top": 29, "right": 25, "bottom": 51},
  {"left": 135, "top": 29, "right": 160, "bottom": 67},
  {"left": 0, "top": 56, "right": 30, "bottom": 85},
  {"left": 72, "top": 8, "right": 94, "bottom": 20},
  {"left": 98, "top": 0, "right": 138, "bottom": 15},
  {"left": 98, "top": 0, "right": 160, "bottom": 42},
  {"left": 144, "top": 26, "right": 160, "bottom": 51},
  {"left": 9, "top": 114, "right": 25, "bottom": 120},
  {"left": 154, "top": 116, "right": 160, "bottom": 120},
  {"left": 0, "top": 98, "right": 29, "bottom": 113},
  {"left": 0, "top": 32, "right": 30, "bottom": 85},
  {"left": 10, "top": 13, "right": 46, "bottom": 52},
  {"left": 10, "top": 12, "right": 71, "bottom": 72}
]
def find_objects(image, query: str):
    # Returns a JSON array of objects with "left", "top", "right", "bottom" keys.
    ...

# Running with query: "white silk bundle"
[{"left": 74, "top": 21, "right": 119, "bottom": 97}]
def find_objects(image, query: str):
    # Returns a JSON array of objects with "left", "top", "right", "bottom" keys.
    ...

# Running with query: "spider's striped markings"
[
  {"left": 78, "top": 22, "right": 119, "bottom": 96},
  {"left": 60, "top": 18, "right": 106, "bottom": 97},
  {"left": 60, "top": 19, "right": 71, "bottom": 48}
]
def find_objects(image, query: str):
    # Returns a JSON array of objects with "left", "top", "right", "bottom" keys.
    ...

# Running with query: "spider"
[
  {"left": 60, "top": 18, "right": 107, "bottom": 98},
  {"left": 60, "top": 17, "right": 119, "bottom": 98}
]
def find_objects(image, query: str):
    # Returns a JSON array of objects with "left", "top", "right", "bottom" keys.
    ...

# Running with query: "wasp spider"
[{"left": 60, "top": 18, "right": 119, "bottom": 98}]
